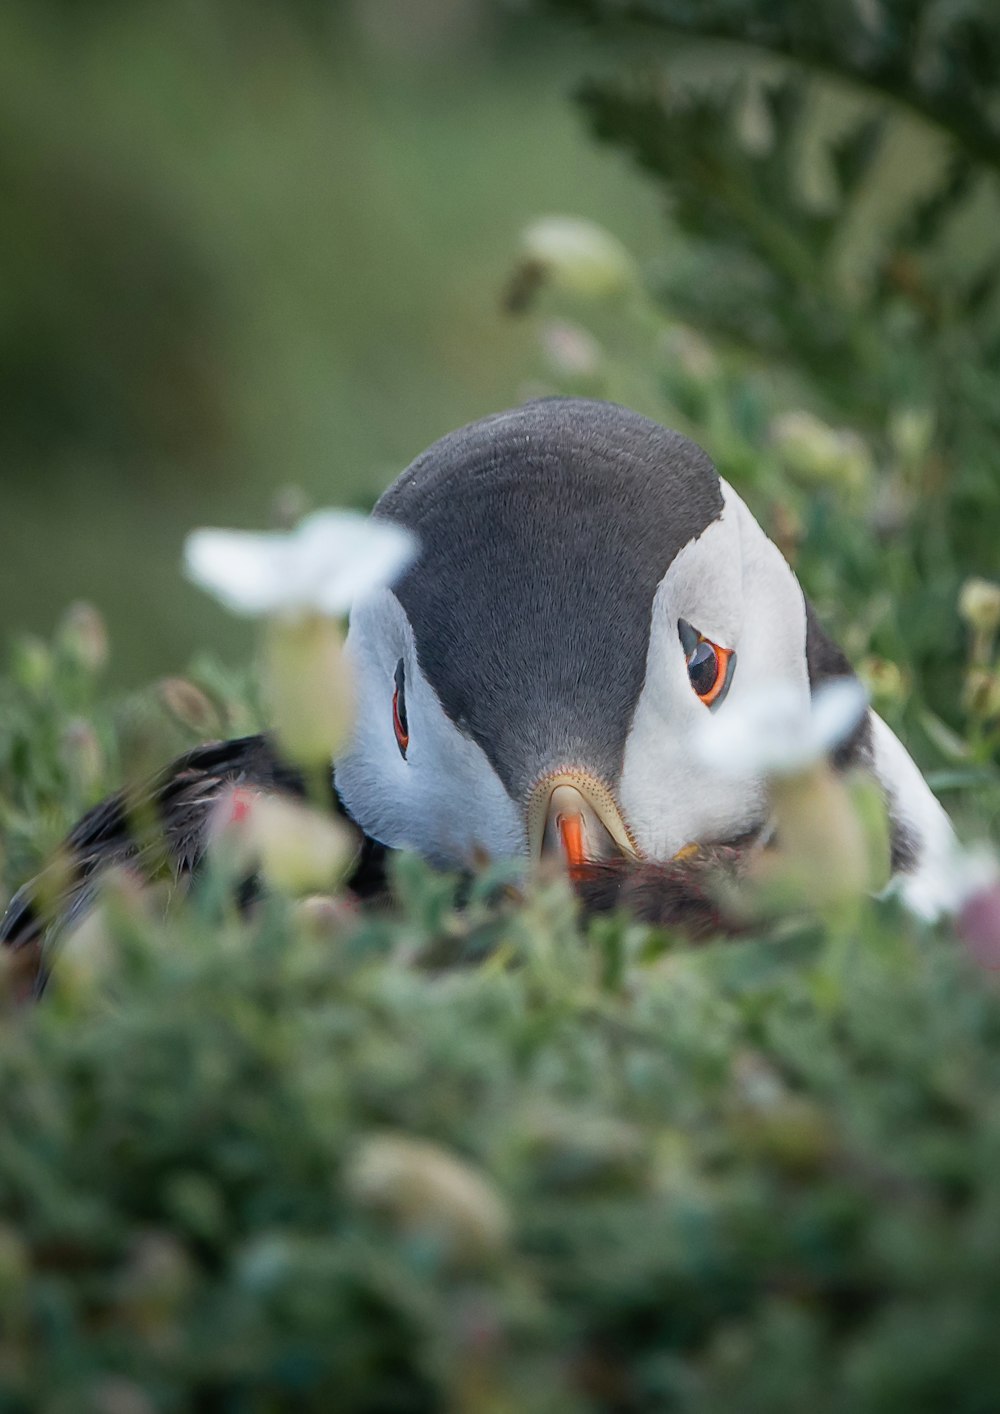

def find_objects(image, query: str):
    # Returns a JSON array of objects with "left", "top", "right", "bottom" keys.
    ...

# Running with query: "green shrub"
[{"left": 1, "top": 837, "right": 1000, "bottom": 1411}]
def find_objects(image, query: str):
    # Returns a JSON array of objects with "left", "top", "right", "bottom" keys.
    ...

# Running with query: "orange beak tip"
[{"left": 557, "top": 813, "right": 587, "bottom": 874}]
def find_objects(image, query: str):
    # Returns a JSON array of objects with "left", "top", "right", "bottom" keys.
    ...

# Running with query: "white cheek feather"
[
  {"left": 334, "top": 589, "right": 524, "bottom": 868},
  {"left": 620, "top": 479, "right": 957, "bottom": 913},
  {"left": 619, "top": 482, "right": 808, "bottom": 859},
  {"left": 866, "top": 711, "right": 957, "bottom": 920}
]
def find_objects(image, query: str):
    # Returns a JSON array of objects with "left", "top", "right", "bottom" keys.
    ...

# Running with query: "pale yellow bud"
[
  {"left": 859, "top": 655, "right": 907, "bottom": 707},
  {"left": 59, "top": 601, "right": 110, "bottom": 674},
  {"left": 958, "top": 577, "right": 1000, "bottom": 636},
  {"left": 60, "top": 718, "right": 105, "bottom": 795},
  {"left": 293, "top": 892, "right": 359, "bottom": 936},
  {"left": 12, "top": 636, "right": 53, "bottom": 695},
  {"left": 262, "top": 615, "right": 355, "bottom": 766},
  {"left": 346, "top": 1133, "right": 510, "bottom": 1264},
  {"left": 57, "top": 868, "right": 149, "bottom": 994},
  {"left": 209, "top": 789, "right": 354, "bottom": 894},
  {"left": 506, "top": 217, "right": 635, "bottom": 311},
  {"left": 888, "top": 406, "right": 934, "bottom": 465},
  {"left": 742, "top": 764, "right": 875, "bottom": 915},
  {"left": 158, "top": 677, "right": 221, "bottom": 735},
  {"left": 771, "top": 410, "right": 872, "bottom": 493},
  {"left": 963, "top": 667, "right": 1000, "bottom": 724}
]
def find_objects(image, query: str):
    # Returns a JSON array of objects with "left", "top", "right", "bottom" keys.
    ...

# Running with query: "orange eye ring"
[
  {"left": 392, "top": 686, "right": 409, "bottom": 754},
  {"left": 687, "top": 636, "right": 734, "bottom": 706}
]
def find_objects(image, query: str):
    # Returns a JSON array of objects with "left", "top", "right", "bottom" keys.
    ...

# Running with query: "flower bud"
[
  {"left": 743, "top": 765, "right": 874, "bottom": 915},
  {"left": 346, "top": 1133, "right": 510, "bottom": 1264},
  {"left": 859, "top": 655, "right": 907, "bottom": 707},
  {"left": 209, "top": 788, "right": 354, "bottom": 894},
  {"left": 293, "top": 892, "right": 358, "bottom": 937},
  {"left": 60, "top": 718, "right": 105, "bottom": 795},
  {"left": 58, "top": 601, "right": 109, "bottom": 674},
  {"left": 962, "top": 667, "right": 1000, "bottom": 723},
  {"left": 505, "top": 217, "right": 635, "bottom": 312},
  {"left": 888, "top": 406, "right": 934, "bottom": 465},
  {"left": 771, "top": 410, "right": 872, "bottom": 493},
  {"left": 12, "top": 636, "right": 53, "bottom": 695},
  {"left": 958, "top": 577, "right": 1000, "bottom": 637},
  {"left": 262, "top": 614, "right": 355, "bottom": 765},
  {"left": 538, "top": 319, "right": 602, "bottom": 380},
  {"left": 158, "top": 677, "right": 220, "bottom": 735},
  {"left": 57, "top": 909, "right": 116, "bottom": 1000}
]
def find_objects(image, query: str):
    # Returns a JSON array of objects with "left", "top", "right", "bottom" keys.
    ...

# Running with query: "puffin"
[{"left": 0, "top": 398, "right": 953, "bottom": 964}]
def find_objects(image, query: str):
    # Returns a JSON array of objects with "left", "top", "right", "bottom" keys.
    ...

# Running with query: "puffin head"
[{"left": 334, "top": 398, "right": 952, "bottom": 911}]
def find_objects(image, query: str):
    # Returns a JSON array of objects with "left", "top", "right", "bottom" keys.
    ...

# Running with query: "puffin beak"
[{"left": 528, "top": 772, "right": 640, "bottom": 875}]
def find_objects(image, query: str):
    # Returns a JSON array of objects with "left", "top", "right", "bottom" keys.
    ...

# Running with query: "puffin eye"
[
  {"left": 678, "top": 619, "right": 735, "bottom": 708},
  {"left": 392, "top": 658, "right": 409, "bottom": 757}
]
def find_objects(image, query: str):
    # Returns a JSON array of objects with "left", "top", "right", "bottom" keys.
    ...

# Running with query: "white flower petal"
[
  {"left": 300, "top": 512, "right": 417, "bottom": 616},
  {"left": 183, "top": 510, "right": 417, "bottom": 619},
  {"left": 184, "top": 530, "right": 292, "bottom": 616},
  {"left": 696, "top": 677, "right": 868, "bottom": 779},
  {"left": 898, "top": 839, "right": 1000, "bottom": 920},
  {"left": 807, "top": 678, "right": 869, "bottom": 758}
]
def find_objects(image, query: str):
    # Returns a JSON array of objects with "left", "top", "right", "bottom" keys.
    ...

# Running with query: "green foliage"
[
  {"left": 0, "top": 612, "right": 262, "bottom": 894},
  {"left": 3, "top": 822, "right": 1000, "bottom": 1411},
  {"left": 544, "top": 3, "right": 1000, "bottom": 457},
  {"left": 0, "top": 593, "right": 996, "bottom": 1412},
  {"left": 517, "top": 0, "right": 1000, "bottom": 837},
  {"left": 0, "top": 0, "right": 665, "bottom": 679}
]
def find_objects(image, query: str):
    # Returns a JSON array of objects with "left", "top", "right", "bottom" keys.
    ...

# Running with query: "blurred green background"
[
  {"left": 0, "top": 0, "right": 663, "bottom": 683},
  {"left": 4, "top": 0, "right": 999, "bottom": 843}
]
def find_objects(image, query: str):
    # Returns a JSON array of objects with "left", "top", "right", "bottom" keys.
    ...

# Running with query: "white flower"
[
  {"left": 907, "top": 840, "right": 1000, "bottom": 921},
  {"left": 184, "top": 510, "right": 417, "bottom": 619},
  {"left": 695, "top": 678, "right": 868, "bottom": 779},
  {"left": 519, "top": 216, "right": 635, "bottom": 299}
]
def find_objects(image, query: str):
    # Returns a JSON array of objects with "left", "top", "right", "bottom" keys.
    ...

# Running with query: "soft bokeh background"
[
  {"left": 4, "top": 0, "right": 999, "bottom": 857},
  {"left": 1, "top": 0, "right": 663, "bottom": 682}
]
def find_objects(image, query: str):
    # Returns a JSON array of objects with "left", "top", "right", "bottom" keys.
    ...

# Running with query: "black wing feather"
[{"left": 0, "top": 735, "right": 387, "bottom": 972}]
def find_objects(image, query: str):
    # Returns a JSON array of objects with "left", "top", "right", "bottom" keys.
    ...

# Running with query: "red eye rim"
[
  {"left": 392, "top": 686, "right": 409, "bottom": 754},
  {"left": 689, "top": 638, "right": 734, "bottom": 707}
]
